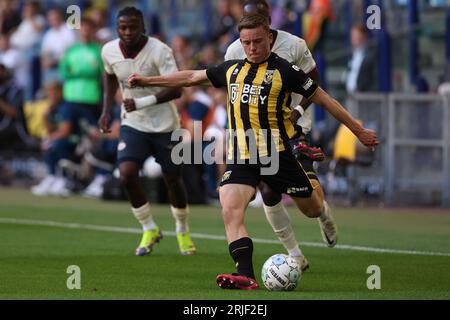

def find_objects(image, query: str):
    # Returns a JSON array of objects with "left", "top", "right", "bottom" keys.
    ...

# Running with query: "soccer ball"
[{"left": 261, "top": 254, "right": 301, "bottom": 291}]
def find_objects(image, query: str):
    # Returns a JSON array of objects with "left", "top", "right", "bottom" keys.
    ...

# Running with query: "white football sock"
[
  {"left": 263, "top": 202, "right": 303, "bottom": 256},
  {"left": 131, "top": 203, "right": 157, "bottom": 231},
  {"left": 171, "top": 206, "right": 189, "bottom": 233},
  {"left": 319, "top": 201, "right": 331, "bottom": 222}
]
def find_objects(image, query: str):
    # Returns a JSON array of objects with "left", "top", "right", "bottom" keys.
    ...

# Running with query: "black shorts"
[
  {"left": 118, "top": 125, "right": 181, "bottom": 175},
  {"left": 297, "top": 157, "right": 317, "bottom": 181},
  {"left": 219, "top": 150, "right": 314, "bottom": 198}
]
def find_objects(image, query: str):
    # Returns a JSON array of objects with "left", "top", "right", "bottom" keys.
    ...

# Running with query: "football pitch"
[{"left": 0, "top": 187, "right": 449, "bottom": 300}]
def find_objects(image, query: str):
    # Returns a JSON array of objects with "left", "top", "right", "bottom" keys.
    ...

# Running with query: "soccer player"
[
  {"left": 98, "top": 7, "right": 196, "bottom": 256},
  {"left": 225, "top": 0, "right": 332, "bottom": 271},
  {"left": 128, "top": 14, "right": 379, "bottom": 289}
]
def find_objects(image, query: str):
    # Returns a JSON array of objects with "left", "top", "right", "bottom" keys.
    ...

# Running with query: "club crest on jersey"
[
  {"left": 230, "top": 84, "right": 240, "bottom": 104},
  {"left": 221, "top": 171, "right": 232, "bottom": 183},
  {"left": 263, "top": 70, "right": 275, "bottom": 84},
  {"left": 303, "top": 78, "right": 314, "bottom": 91}
]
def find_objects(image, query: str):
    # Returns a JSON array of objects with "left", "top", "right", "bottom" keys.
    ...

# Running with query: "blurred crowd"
[
  {"left": 0, "top": 0, "right": 448, "bottom": 203},
  {"left": 0, "top": 0, "right": 251, "bottom": 203}
]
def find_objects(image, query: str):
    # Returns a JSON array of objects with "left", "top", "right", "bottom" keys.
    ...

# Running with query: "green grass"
[{"left": 0, "top": 187, "right": 449, "bottom": 300}]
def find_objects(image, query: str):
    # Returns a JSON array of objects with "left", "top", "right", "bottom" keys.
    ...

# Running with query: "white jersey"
[
  {"left": 225, "top": 30, "right": 316, "bottom": 134},
  {"left": 102, "top": 37, "right": 180, "bottom": 133}
]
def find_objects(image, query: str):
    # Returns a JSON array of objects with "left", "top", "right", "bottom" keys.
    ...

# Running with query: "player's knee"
[
  {"left": 221, "top": 206, "right": 242, "bottom": 226},
  {"left": 164, "top": 176, "right": 183, "bottom": 189},
  {"left": 119, "top": 168, "right": 138, "bottom": 188},
  {"left": 260, "top": 185, "right": 282, "bottom": 207},
  {"left": 221, "top": 207, "right": 234, "bottom": 225},
  {"left": 301, "top": 200, "right": 323, "bottom": 218}
]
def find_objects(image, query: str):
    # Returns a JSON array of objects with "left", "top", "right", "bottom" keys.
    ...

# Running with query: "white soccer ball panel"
[{"left": 261, "top": 254, "right": 301, "bottom": 291}]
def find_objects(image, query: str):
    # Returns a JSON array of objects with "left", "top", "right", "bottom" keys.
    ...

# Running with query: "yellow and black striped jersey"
[{"left": 206, "top": 52, "right": 318, "bottom": 161}]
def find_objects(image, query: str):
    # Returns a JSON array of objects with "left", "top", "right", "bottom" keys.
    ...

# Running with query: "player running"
[
  {"left": 225, "top": 0, "right": 334, "bottom": 271},
  {"left": 99, "top": 7, "right": 195, "bottom": 256},
  {"left": 128, "top": 14, "right": 378, "bottom": 289}
]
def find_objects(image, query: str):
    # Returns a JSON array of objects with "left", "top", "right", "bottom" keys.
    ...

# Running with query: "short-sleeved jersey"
[
  {"left": 60, "top": 43, "right": 103, "bottom": 105},
  {"left": 101, "top": 37, "right": 180, "bottom": 133},
  {"left": 206, "top": 53, "right": 319, "bottom": 161},
  {"left": 225, "top": 30, "right": 316, "bottom": 134}
]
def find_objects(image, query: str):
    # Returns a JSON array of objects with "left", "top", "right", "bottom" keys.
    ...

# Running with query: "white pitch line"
[{"left": 1, "top": 217, "right": 450, "bottom": 257}]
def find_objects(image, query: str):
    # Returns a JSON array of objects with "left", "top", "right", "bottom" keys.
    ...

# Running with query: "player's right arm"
[
  {"left": 99, "top": 44, "right": 119, "bottom": 133},
  {"left": 99, "top": 72, "right": 119, "bottom": 133},
  {"left": 123, "top": 42, "right": 184, "bottom": 112},
  {"left": 128, "top": 60, "right": 238, "bottom": 89},
  {"left": 128, "top": 70, "right": 211, "bottom": 88}
]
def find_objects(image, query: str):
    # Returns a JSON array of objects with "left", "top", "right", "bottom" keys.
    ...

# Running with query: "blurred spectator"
[
  {"left": 0, "top": 33, "right": 27, "bottom": 89},
  {"left": 171, "top": 35, "right": 196, "bottom": 117},
  {"left": 30, "top": 80, "right": 78, "bottom": 197},
  {"left": 345, "top": 25, "right": 378, "bottom": 94},
  {"left": 177, "top": 88, "right": 215, "bottom": 203},
  {"left": 205, "top": 88, "right": 228, "bottom": 138},
  {"left": 59, "top": 17, "right": 103, "bottom": 127},
  {"left": 171, "top": 35, "right": 194, "bottom": 70},
  {"left": 211, "top": 0, "right": 237, "bottom": 42},
  {"left": 0, "top": 63, "right": 28, "bottom": 152},
  {"left": 416, "top": 76, "right": 430, "bottom": 93},
  {"left": 181, "top": 85, "right": 227, "bottom": 201},
  {"left": 229, "top": 0, "right": 244, "bottom": 24},
  {"left": 216, "top": 0, "right": 243, "bottom": 56},
  {"left": 445, "top": 62, "right": 450, "bottom": 82},
  {"left": 40, "top": 8, "right": 76, "bottom": 83},
  {"left": 437, "top": 62, "right": 450, "bottom": 95},
  {"left": 89, "top": 8, "right": 114, "bottom": 44},
  {"left": 0, "top": 0, "right": 21, "bottom": 35},
  {"left": 303, "top": 0, "right": 334, "bottom": 53},
  {"left": 195, "top": 43, "right": 220, "bottom": 70},
  {"left": 269, "top": 1, "right": 290, "bottom": 30},
  {"left": 82, "top": 101, "right": 121, "bottom": 198},
  {"left": 9, "top": 1, "right": 45, "bottom": 100},
  {"left": 10, "top": 1, "right": 45, "bottom": 52},
  {"left": 204, "top": 87, "right": 228, "bottom": 198}
]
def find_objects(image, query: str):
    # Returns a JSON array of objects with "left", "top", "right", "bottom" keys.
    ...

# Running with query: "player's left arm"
[
  {"left": 309, "top": 87, "right": 379, "bottom": 150},
  {"left": 123, "top": 88, "right": 183, "bottom": 112},
  {"left": 284, "top": 63, "right": 379, "bottom": 150},
  {"left": 124, "top": 70, "right": 209, "bottom": 112},
  {"left": 124, "top": 45, "right": 186, "bottom": 112}
]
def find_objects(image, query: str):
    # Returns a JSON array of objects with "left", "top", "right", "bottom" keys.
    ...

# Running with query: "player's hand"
[
  {"left": 123, "top": 98, "right": 137, "bottom": 112},
  {"left": 290, "top": 109, "right": 301, "bottom": 125},
  {"left": 127, "top": 74, "right": 147, "bottom": 88},
  {"left": 356, "top": 128, "right": 379, "bottom": 151},
  {"left": 98, "top": 113, "right": 112, "bottom": 134}
]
